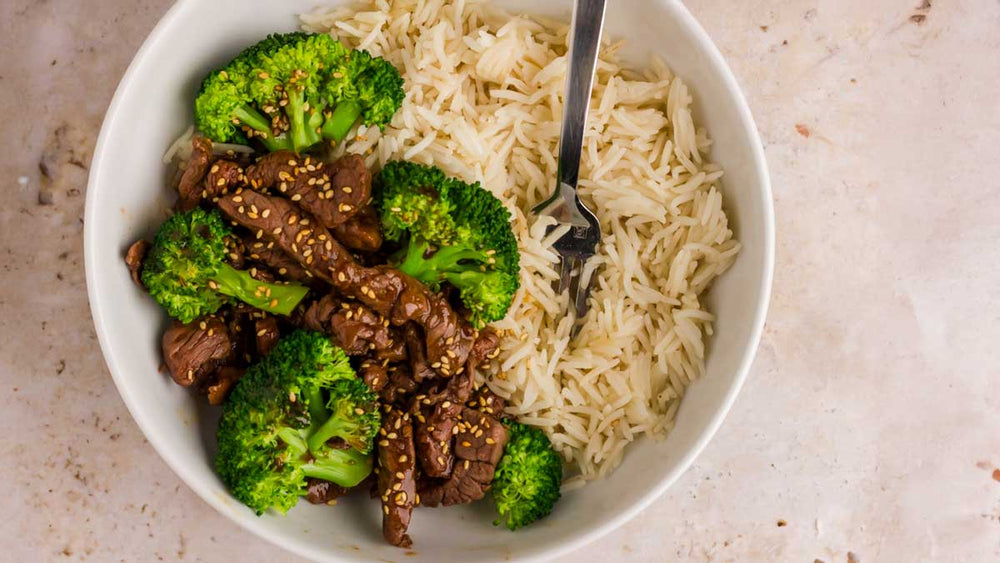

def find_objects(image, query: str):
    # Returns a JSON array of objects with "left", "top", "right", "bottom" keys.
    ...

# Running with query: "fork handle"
[{"left": 557, "top": 0, "right": 607, "bottom": 193}]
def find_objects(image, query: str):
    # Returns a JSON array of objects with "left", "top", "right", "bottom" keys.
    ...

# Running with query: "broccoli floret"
[
  {"left": 194, "top": 33, "right": 403, "bottom": 153},
  {"left": 141, "top": 208, "right": 309, "bottom": 323},
  {"left": 194, "top": 33, "right": 310, "bottom": 152},
  {"left": 491, "top": 421, "right": 563, "bottom": 531},
  {"left": 305, "top": 378, "right": 380, "bottom": 454},
  {"left": 249, "top": 33, "right": 349, "bottom": 153},
  {"left": 216, "top": 331, "right": 378, "bottom": 515},
  {"left": 320, "top": 49, "right": 405, "bottom": 142},
  {"left": 374, "top": 161, "right": 520, "bottom": 327}
]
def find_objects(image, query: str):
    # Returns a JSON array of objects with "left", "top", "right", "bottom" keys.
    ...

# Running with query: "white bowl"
[{"left": 85, "top": 0, "right": 774, "bottom": 561}]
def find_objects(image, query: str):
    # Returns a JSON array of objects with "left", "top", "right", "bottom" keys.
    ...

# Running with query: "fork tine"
[
  {"left": 568, "top": 256, "right": 594, "bottom": 339},
  {"left": 556, "top": 255, "right": 573, "bottom": 295},
  {"left": 572, "top": 261, "right": 591, "bottom": 316},
  {"left": 566, "top": 256, "right": 582, "bottom": 309}
]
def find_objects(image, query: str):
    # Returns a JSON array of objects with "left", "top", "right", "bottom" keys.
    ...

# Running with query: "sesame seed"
[
  {"left": 288, "top": 391, "right": 296, "bottom": 402},
  {"left": 392, "top": 482, "right": 402, "bottom": 491},
  {"left": 210, "top": 164, "right": 220, "bottom": 174},
  {"left": 461, "top": 440, "right": 471, "bottom": 447},
  {"left": 486, "top": 438, "right": 495, "bottom": 445},
  {"left": 216, "top": 177, "right": 226, "bottom": 186},
  {"left": 287, "top": 159, "right": 297, "bottom": 166},
  {"left": 383, "top": 505, "right": 389, "bottom": 515},
  {"left": 464, "top": 460, "right": 470, "bottom": 470},
  {"left": 339, "top": 203, "right": 353, "bottom": 213},
  {"left": 387, "top": 432, "right": 397, "bottom": 439},
  {"left": 395, "top": 472, "right": 405, "bottom": 479},
  {"left": 379, "top": 439, "right": 389, "bottom": 447},
  {"left": 269, "top": 299, "right": 278, "bottom": 308},
  {"left": 399, "top": 455, "right": 408, "bottom": 463},
  {"left": 337, "top": 272, "right": 346, "bottom": 282}
]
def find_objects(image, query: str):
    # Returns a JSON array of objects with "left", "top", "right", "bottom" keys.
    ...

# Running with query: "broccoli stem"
[
  {"left": 305, "top": 386, "right": 328, "bottom": 428},
  {"left": 211, "top": 262, "right": 309, "bottom": 316},
  {"left": 277, "top": 427, "right": 309, "bottom": 454},
  {"left": 284, "top": 90, "right": 322, "bottom": 153},
  {"left": 233, "top": 105, "right": 289, "bottom": 152},
  {"left": 301, "top": 448, "right": 372, "bottom": 487},
  {"left": 233, "top": 105, "right": 272, "bottom": 134},
  {"left": 396, "top": 238, "right": 489, "bottom": 285},
  {"left": 321, "top": 101, "right": 362, "bottom": 141},
  {"left": 307, "top": 416, "right": 356, "bottom": 452}
]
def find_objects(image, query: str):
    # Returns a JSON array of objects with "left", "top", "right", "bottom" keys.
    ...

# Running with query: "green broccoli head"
[
  {"left": 306, "top": 378, "right": 381, "bottom": 454},
  {"left": 216, "top": 331, "right": 377, "bottom": 515},
  {"left": 491, "top": 421, "right": 563, "bottom": 531},
  {"left": 320, "top": 48, "right": 404, "bottom": 141},
  {"left": 249, "top": 33, "right": 349, "bottom": 153},
  {"left": 194, "top": 32, "right": 403, "bottom": 153},
  {"left": 194, "top": 33, "right": 311, "bottom": 151},
  {"left": 141, "top": 208, "right": 309, "bottom": 323},
  {"left": 374, "top": 161, "right": 520, "bottom": 327}
]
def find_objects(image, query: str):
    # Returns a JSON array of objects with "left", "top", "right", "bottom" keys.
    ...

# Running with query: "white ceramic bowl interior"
[{"left": 85, "top": 0, "right": 773, "bottom": 561}]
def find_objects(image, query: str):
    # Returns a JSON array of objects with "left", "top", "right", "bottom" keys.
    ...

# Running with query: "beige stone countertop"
[{"left": 2, "top": 0, "right": 999, "bottom": 561}]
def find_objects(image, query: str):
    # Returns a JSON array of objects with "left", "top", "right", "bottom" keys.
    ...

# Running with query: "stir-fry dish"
[{"left": 125, "top": 32, "right": 562, "bottom": 547}]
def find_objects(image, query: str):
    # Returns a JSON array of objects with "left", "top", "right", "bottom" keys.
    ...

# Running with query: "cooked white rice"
[{"left": 301, "top": 0, "right": 740, "bottom": 481}]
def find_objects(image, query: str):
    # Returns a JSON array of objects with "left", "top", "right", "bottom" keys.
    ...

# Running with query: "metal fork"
[{"left": 532, "top": 0, "right": 607, "bottom": 338}]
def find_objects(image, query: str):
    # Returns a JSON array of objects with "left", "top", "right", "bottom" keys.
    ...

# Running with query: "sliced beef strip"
[
  {"left": 299, "top": 294, "right": 406, "bottom": 362},
  {"left": 201, "top": 159, "right": 245, "bottom": 203},
  {"left": 418, "top": 408, "right": 508, "bottom": 507},
  {"left": 216, "top": 189, "right": 476, "bottom": 375},
  {"left": 225, "top": 306, "right": 259, "bottom": 366},
  {"left": 426, "top": 327, "right": 502, "bottom": 404},
  {"left": 403, "top": 324, "right": 438, "bottom": 383},
  {"left": 177, "top": 137, "right": 214, "bottom": 210},
  {"left": 359, "top": 359, "right": 388, "bottom": 393},
  {"left": 244, "top": 152, "right": 369, "bottom": 227},
  {"left": 414, "top": 400, "right": 462, "bottom": 478},
  {"left": 242, "top": 236, "right": 313, "bottom": 283},
  {"left": 205, "top": 365, "right": 245, "bottom": 406},
  {"left": 331, "top": 205, "right": 382, "bottom": 252},
  {"left": 376, "top": 408, "right": 416, "bottom": 548},
  {"left": 305, "top": 478, "right": 352, "bottom": 505},
  {"left": 469, "top": 385, "right": 506, "bottom": 417},
  {"left": 254, "top": 316, "right": 280, "bottom": 357},
  {"left": 379, "top": 365, "right": 420, "bottom": 406},
  {"left": 124, "top": 239, "right": 150, "bottom": 287},
  {"left": 162, "top": 315, "right": 233, "bottom": 388}
]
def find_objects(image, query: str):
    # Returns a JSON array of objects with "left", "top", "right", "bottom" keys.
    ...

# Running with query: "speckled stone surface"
[{"left": 2, "top": 0, "right": 999, "bottom": 561}]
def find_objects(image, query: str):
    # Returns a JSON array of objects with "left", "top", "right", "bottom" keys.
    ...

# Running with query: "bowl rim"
[{"left": 84, "top": 0, "right": 774, "bottom": 560}]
